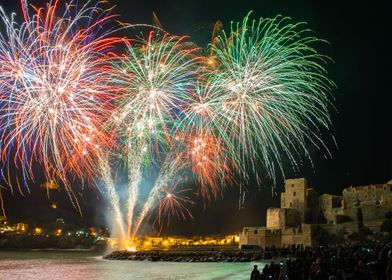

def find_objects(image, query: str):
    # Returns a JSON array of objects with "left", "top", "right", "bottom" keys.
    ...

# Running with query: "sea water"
[{"left": 0, "top": 251, "right": 269, "bottom": 280}]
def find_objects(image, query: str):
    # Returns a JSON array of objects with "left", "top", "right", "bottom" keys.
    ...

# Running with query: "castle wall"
[
  {"left": 364, "top": 221, "right": 383, "bottom": 233},
  {"left": 335, "top": 208, "right": 358, "bottom": 223},
  {"left": 319, "top": 222, "right": 359, "bottom": 235},
  {"left": 381, "top": 193, "right": 392, "bottom": 205},
  {"left": 264, "top": 230, "right": 282, "bottom": 249},
  {"left": 320, "top": 194, "right": 342, "bottom": 210},
  {"left": 306, "top": 189, "right": 320, "bottom": 223},
  {"left": 266, "top": 208, "right": 301, "bottom": 229},
  {"left": 320, "top": 195, "right": 343, "bottom": 223},
  {"left": 239, "top": 227, "right": 265, "bottom": 248},
  {"left": 322, "top": 207, "right": 344, "bottom": 224},
  {"left": 239, "top": 227, "right": 281, "bottom": 249},
  {"left": 361, "top": 203, "right": 392, "bottom": 223},
  {"left": 281, "top": 224, "right": 316, "bottom": 248}
]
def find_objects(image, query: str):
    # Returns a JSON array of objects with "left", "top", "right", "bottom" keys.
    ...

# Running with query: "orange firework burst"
[
  {"left": 153, "top": 185, "right": 194, "bottom": 229},
  {"left": 177, "top": 131, "right": 235, "bottom": 201}
]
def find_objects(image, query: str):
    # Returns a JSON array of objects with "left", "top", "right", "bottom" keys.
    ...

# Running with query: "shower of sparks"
[
  {"left": 0, "top": 0, "right": 124, "bottom": 192},
  {"left": 203, "top": 13, "right": 334, "bottom": 182}
]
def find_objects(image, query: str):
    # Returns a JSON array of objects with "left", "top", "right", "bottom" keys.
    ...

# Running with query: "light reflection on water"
[{"left": 0, "top": 251, "right": 267, "bottom": 280}]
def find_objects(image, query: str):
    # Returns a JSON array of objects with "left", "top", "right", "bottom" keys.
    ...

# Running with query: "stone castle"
[{"left": 239, "top": 178, "right": 392, "bottom": 249}]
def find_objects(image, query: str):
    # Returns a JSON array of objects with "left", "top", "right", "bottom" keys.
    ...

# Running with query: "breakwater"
[{"left": 104, "top": 250, "right": 270, "bottom": 262}]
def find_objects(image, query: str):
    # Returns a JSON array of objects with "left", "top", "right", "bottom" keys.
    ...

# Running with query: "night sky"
[{"left": 0, "top": 0, "right": 390, "bottom": 235}]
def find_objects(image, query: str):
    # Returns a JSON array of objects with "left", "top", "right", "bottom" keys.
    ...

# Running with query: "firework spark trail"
[
  {"left": 130, "top": 152, "right": 184, "bottom": 239},
  {"left": 125, "top": 146, "right": 143, "bottom": 239},
  {"left": 0, "top": 0, "right": 124, "bottom": 189},
  {"left": 99, "top": 159, "right": 127, "bottom": 248}
]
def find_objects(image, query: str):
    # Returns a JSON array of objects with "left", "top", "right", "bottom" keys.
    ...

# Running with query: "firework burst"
[
  {"left": 112, "top": 31, "right": 203, "bottom": 160},
  {"left": 152, "top": 185, "right": 194, "bottom": 230},
  {"left": 203, "top": 13, "right": 334, "bottom": 181},
  {"left": 0, "top": 0, "right": 124, "bottom": 189}
]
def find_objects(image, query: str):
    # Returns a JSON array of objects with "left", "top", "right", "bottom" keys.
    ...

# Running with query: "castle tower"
[{"left": 280, "top": 178, "right": 308, "bottom": 221}]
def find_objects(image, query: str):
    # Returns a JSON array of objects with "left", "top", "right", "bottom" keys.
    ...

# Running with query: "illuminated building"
[{"left": 16, "top": 223, "right": 28, "bottom": 233}]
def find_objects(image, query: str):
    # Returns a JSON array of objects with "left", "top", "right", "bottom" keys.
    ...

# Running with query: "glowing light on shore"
[{"left": 126, "top": 246, "right": 137, "bottom": 252}]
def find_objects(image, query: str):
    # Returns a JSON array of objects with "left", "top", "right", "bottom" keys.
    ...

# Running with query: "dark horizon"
[{"left": 0, "top": 0, "right": 390, "bottom": 235}]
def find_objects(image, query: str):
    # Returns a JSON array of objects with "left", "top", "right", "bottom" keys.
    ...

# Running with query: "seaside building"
[
  {"left": 320, "top": 180, "right": 392, "bottom": 233},
  {"left": 239, "top": 178, "right": 392, "bottom": 249}
]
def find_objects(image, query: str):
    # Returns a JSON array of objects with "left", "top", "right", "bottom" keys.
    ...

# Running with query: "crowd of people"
[{"left": 250, "top": 241, "right": 392, "bottom": 280}]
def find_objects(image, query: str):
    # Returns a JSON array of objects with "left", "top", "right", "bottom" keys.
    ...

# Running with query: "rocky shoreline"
[{"left": 104, "top": 250, "right": 269, "bottom": 262}]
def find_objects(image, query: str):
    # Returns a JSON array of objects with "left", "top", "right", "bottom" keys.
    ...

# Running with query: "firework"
[
  {"left": 152, "top": 185, "right": 194, "bottom": 232},
  {"left": 110, "top": 31, "right": 202, "bottom": 239},
  {"left": 112, "top": 31, "right": 202, "bottom": 158},
  {"left": 202, "top": 13, "right": 334, "bottom": 181},
  {"left": 0, "top": 0, "right": 124, "bottom": 189},
  {"left": 172, "top": 130, "right": 234, "bottom": 201}
]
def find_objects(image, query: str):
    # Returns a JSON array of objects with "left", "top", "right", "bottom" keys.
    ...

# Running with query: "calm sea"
[{"left": 0, "top": 250, "right": 268, "bottom": 280}]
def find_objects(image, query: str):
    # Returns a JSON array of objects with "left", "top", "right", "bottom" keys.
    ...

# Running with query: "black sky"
[{"left": 0, "top": 0, "right": 390, "bottom": 234}]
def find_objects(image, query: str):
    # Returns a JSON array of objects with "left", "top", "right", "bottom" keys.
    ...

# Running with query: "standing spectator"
[{"left": 251, "top": 265, "right": 261, "bottom": 280}]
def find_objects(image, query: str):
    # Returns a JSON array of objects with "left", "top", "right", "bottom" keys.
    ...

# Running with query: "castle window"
[
  {"left": 293, "top": 192, "right": 296, "bottom": 197},
  {"left": 254, "top": 230, "right": 258, "bottom": 234},
  {"left": 292, "top": 184, "right": 294, "bottom": 188},
  {"left": 290, "top": 202, "right": 293, "bottom": 207}
]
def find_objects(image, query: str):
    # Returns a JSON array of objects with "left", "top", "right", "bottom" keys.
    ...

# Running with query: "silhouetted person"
[
  {"left": 269, "top": 262, "right": 280, "bottom": 278},
  {"left": 263, "top": 264, "right": 269, "bottom": 276},
  {"left": 251, "top": 265, "right": 261, "bottom": 280}
]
